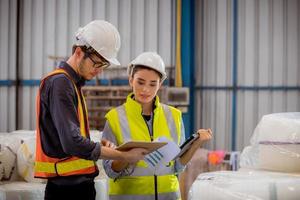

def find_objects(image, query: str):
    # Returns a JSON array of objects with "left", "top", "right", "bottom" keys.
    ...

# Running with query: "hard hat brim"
[{"left": 105, "top": 57, "right": 120, "bottom": 66}]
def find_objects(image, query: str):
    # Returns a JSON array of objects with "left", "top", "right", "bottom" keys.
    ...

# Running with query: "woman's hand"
[
  {"left": 179, "top": 128, "right": 213, "bottom": 165},
  {"left": 195, "top": 128, "right": 213, "bottom": 145}
]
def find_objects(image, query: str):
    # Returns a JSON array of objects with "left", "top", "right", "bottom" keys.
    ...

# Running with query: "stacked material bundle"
[
  {"left": 0, "top": 130, "right": 108, "bottom": 200},
  {"left": 189, "top": 113, "right": 300, "bottom": 200},
  {"left": 0, "top": 130, "right": 46, "bottom": 200},
  {"left": 0, "top": 181, "right": 45, "bottom": 200},
  {"left": 15, "top": 132, "right": 44, "bottom": 183},
  {"left": 240, "top": 112, "right": 300, "bottom": 172},
  {"left": 0, "top": 131, "right": 29, "bottom": 182},
  {"left": 189, "top": 170, "right": 300, "bottom": 200}
]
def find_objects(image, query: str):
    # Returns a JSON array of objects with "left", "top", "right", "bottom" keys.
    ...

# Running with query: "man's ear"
[{"left": 74, "top": 47, "right": 84, "bottom": 59}]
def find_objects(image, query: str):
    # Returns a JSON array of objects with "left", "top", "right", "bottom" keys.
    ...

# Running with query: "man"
[{"left": 34, "top": 20, "right": 147, "bottom": 200}]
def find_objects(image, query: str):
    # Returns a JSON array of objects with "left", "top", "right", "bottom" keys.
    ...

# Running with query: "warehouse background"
[{"left": 0, "top": 0, "right": 299, "bottom": 151}]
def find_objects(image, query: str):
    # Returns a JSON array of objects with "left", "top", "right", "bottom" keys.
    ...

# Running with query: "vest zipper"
[
  {"left": 142, "top": 112, "right": 158, "bottom": 200},
  {"left": 154, "top": 175, "right": 158, "bottom": 200}
]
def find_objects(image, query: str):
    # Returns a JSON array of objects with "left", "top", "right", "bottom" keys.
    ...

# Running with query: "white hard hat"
[
  {"left": 75, "top": 20, "right": 121, "bottom": 66},
  {"left": 128, "top": 52, "right": 167, "bottom": 82}
]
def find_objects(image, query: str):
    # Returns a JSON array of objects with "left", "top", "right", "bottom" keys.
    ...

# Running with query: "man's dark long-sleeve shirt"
[{"left": 39, "top": 62, "right": 100, "bottom": 185}]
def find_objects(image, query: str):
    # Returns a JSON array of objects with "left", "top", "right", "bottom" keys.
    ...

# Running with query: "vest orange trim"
[{"left": 34, "top": 69, "right": 97, "bottom": 178}]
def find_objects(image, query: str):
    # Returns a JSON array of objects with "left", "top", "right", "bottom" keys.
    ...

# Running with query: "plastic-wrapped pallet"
[
  {"left": 240, "top": 112, "right": 300, "bottom": 172},
  {"left": 16, "top": 135, "right": 45, "bottom": 183},
  {"left": 0, "top": 188, "right": 6, "bottom": 200},
  {"left": 0, "top": 181, "right": 45, "bottom": 200},
  {"left": 90, "top": 130, "right": 108, "bottom": 179},
  {"left": 0, "top": 133, "right": 22, "bottom": 182},
  {"left": 0, "top": 179, "right": 109, "bottom": 200},
  {"left": 95, "top": 178, "right": 109, "bottom": 200},
  {"left": 188, "top": 170, "right": 300, "bottom": 200},
  {"left": 0, "top": 130, "right": 108, "bottom": 200},
  {"left": 0, "top": 144, "right": 16, "bottom": 181},
  {"left": 9, "top": 130, "right": 36, "bottom": 153}
]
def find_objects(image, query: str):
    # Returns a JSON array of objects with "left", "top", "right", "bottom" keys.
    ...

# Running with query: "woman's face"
[{"left": 129, "top": 68, "right": 161, "bottom": 105}]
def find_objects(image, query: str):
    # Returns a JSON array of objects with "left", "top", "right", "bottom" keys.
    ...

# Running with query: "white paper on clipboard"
[
  {"left": 144, "top": 137, "right": 180, "bottom": 173},
  {"left": 154, "top": 137, "right": 180, "bottom": 163}
]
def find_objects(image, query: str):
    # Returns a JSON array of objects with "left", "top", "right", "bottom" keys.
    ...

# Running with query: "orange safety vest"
[{"left": 34, "top": 68, "right": 97, "bottom": 178}]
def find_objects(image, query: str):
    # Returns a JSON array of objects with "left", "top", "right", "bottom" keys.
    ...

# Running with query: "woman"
[{"left": 102, "top": 52, "right": 212, "bottom": 200}]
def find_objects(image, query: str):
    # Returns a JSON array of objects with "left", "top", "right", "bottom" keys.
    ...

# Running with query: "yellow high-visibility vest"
[{"left": 105, "top": 94, "right": 182, "bottom": 200}]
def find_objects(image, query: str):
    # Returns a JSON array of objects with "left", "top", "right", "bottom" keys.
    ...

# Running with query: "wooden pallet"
[{"left": 82, "top": 86, "right": 132, "bottom": 130}]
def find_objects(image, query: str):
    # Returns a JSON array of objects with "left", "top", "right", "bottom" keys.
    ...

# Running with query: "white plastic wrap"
[
  {"left": 95, "top": 178, "right": 109, "bottom": 200},
  {"left": 0, "top": 133, "right": 21, "bottom": 182},
  {"left": 0, "top": 188, "right": 5, "bottom": 200},
  {"left": 16, "top": 135, "right": 45, "bottom": 183},
  {"left": 250, "top": 113, "right": 300, "bottom": 143},
  {"left": 239, "top": 145, "right": 258, "bottom": 169},
  {"left": 0, "top": 181, "right": 45, "bottom": 200},
  {"left": 240, "top": 113, "right": 300, "bottom": 172},
  {"left": 188, "top": 170, "right": 300, "bottom": 200},
  {"left": 0, "top": 179, "right": 108, "bottom": 200},
  {"left": 0, "top": 130, "right": 44, "bottom": 183},
  {"left": 90, "top": 131, "right": 108, "bottom": 179},
  {"left": 90, "top": 130, "right": 102, "bottom": 143},
  {"left": 0, "top": 130, "right": 109, "bottom": 199}
]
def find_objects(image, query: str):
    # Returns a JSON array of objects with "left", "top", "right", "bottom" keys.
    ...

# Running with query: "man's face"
[{"left": 78, "top": 53, "right": 109, "bottom": 80}]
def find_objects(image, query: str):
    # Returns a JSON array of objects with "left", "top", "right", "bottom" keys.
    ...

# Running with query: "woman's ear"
[
  {"left": 129, "top": 76, "right": 133, "bottom": 87},
  {"left": 159, "top": 80, "right": 163, "bottom": 89},
  {"left": 159, "top": 79, "right": 164, "bottom": 89}
]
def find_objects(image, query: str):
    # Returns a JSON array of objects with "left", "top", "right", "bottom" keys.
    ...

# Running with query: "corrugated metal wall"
[
  {"left": 2, "top": 0, "right": 299, "bottom": 149},
  {"left": 196, "top": 0, "right": 300, "bottom": 151},
  {"left": 0, "top": 0, "right": 174, "bottom": 131},
  {"left": 0, "top": 0, "right": 17, "bottom": 132}
]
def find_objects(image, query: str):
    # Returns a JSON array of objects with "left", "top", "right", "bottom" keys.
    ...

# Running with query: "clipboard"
[
  {"left": 175, "top": 133, "right": 199, "bottom": 158},
  {"left": 116, "top": 141, "right": 167, "bottom": 153}
]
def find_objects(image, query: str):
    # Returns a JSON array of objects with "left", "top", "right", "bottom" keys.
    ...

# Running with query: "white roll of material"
[
  {"left": 250, "top": 112, "right": 300, "bottom": 144},
  {"left": 0, "top": 133, "right": 21, "bottom": 182},
  {"left": 0, "top": 181, "right": 45, "bottom": 200},
  {"left": 240, "top": 112, "right": 300, "bottom": 172},
  {"left": 189, "top": 170, "right": 300, "bottom": 200}
]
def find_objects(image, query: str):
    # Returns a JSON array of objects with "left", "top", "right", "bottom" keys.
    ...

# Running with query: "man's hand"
[
  {"left": 101, "top": 139, "right": 116, "bottom": 148},
  {"left": 122, "top": 148, "right": 148, "bottom": 164}
]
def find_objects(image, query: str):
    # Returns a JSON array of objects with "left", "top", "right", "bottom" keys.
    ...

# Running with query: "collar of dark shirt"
[{"left": 58, "top": 61, "right": 86, "bottom": 87}]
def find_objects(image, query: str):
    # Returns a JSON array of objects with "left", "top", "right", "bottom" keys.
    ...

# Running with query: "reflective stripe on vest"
[
  {"left": 105, "top": 94, "right": 182, "bottom": 198},
  {"left": 161, "top": 104, "right": 179, "bottom": 144},
  {"left": 109, "top": 192, "right": 181, "bottom": 200},
  {"left": 34, "top": 69, "right": 97, "bottom": 178},
  {"left": 109, "top": 175, "right": 180, "bottom": 198}
]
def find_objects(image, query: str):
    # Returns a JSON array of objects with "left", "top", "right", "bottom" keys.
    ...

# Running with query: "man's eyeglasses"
[{"left": 85, "top": 53, "right": 110, "bottom": 69}]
